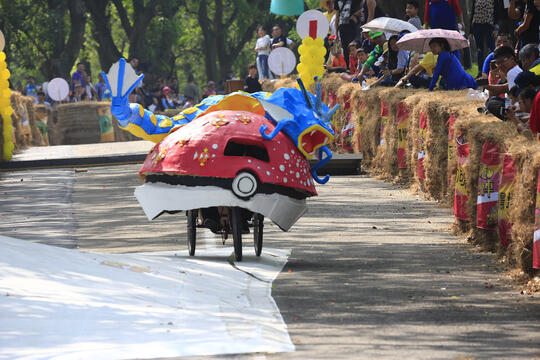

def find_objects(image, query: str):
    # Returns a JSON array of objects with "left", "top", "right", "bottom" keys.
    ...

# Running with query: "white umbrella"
[
  {"left": 361, "top": 17, "right": 418, "bottom": 35},
  {"left": 396, "top": 29, "right": 468, "bottom": 53}
]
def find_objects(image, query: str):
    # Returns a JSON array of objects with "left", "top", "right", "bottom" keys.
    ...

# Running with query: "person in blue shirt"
[
  {"left": 480, "top": 34, "right": 512, "bottom": 79},
  {"left": 428, "top": 38, "right": 477, "bottom": 91}
]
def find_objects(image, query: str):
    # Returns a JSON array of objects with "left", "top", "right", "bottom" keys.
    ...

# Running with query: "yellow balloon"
[
  {"left": 0, "top": 98, "right": 9, "bottom": 107},
  {"left": 2, "top": 106, "right": 13, "bottom": 117},
  {"left": 298, "top": 44, "right": 306, "bottom": 55},
  {"left": 314, "top": 38, "right": 324, "bottom": 47},
  {"left": 3, "top": 143, "right": 13, "bottom": 161},
  {"left": 1, "top": 88, "right": 11, "bottom": 99},
  {"left": 0, "top": 52, "right": 6, "bottom": 62},
  {"left": 297, "top": 63, "right": 306, "bottom": 73},
  {"left": 2, "top": 69, "right": 10, "bottom": 80},
  {"left": 303, "top": 37, "right": 314, "bottom": 46}
]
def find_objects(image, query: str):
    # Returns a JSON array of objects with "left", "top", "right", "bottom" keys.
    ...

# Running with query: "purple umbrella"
[{"left": 396, "top": 29, "right": 468, "bottom": 53}]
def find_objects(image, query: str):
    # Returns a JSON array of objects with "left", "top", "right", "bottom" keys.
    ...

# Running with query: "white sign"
[
  {"left": 268, "top": 47, "right": 297, "bottom": 77},
  {"left": 296, "top": 9, "right": 329, "bottom": 39},
  {"left": 48, "top": 77, "right": 69, "bottom": 101}
]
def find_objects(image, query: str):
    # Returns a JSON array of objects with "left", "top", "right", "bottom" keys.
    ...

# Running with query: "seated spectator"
[
  {"left": 356, "top": 48, "right": 372, "bottom": 75},
  {"left": 203, "top": 81, "right": 217, "bottom": 99},
  {"left": 357, "top": 31, "right": 386, "bottom": 79},
  {"left": 406, "top": 1, "right": 423, "bottom": 29},
  {"left": 183, "top": 95, "right": 195, "bottom": 109},
  {"left": 71, "top": 63, "right": 86, "bottom": 91},
  {"left": 484, "top": 45, "right": 523, "bottom": 97},
  {"left": 527, "top": 86, "right": 540, "bottom": 135},
  {"left": 515, "top": 70, "right": 540, "bottom": 91},
  {"left": 519, "top": 43, "right": 540, "bottom": 75},
  {"left": 271, "top": 25, "right": 294, "bottom": 50},
  {"left": 397, "top": 51, "right": 438, "bottom": 89},
  {"left": 480, "top": 34, "right": 512, "bottom": 79},
  {"left": 382, "top": 35, "right": 408, "bottom": 86},
  {"left": 34, "top": 91, "right": 51, "bottom": 107},
  {"left": 161, "top": 86, "right": 176, "bottom": 109},
  {"left": 428, "top": 38, "right": 477, "bottom": 91},
  {"left": 25, "top": 77, "right": 37, "bottom": 99},
  {"left": 348, "top": 41, "right": 359, "bottom": 75},
  {"left": 148, "top": 96, "right": 161, "bottom": 112},
  {"left": 245, "top": 64, "right": 262, "bottom": 93},
  {"left": 327, "top": 46, "right": 347, "bottom": 72}
]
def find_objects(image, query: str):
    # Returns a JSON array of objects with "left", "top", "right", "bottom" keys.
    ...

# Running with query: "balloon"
[
  {"left": 303, "top": 37, "right": 314, "bottom": 46},
  {"left": 0, "top": 98, "right": 9, "bottom": 107},
  {"left": 297, "top": 63, "right": 306, "bottom": 73},
  {"left": 0, "top": 52, "right": 6, "bottom": 62},
  {"left": 314, "top": 38, "right": 324, "bottom": 47},
  {"left": 318, "top": 47, "right": 327, "bottom": 57},
  {"left": 1, "top": 106, "right": 13, "bottom": 117},
  {"left": 1, "top": 88, "right": 11, "bottom": 99},
  {"left": 1, "top": 69, "right": 10, "bottom": 80},
  {"left": 298, "top": 44, "right": 306, "bottom": 55}
]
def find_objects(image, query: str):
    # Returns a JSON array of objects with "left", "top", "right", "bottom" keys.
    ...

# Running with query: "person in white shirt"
[
  {"left": 484, "top": 45, "right": 523, "bottom": 97},
  {"left": 254, "top": 25, "right": 271, "bottom": 79}
]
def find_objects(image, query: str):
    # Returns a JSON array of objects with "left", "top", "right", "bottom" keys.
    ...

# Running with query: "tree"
[{"left": 0, "top": 0, "right": 86, "bottom": 81}]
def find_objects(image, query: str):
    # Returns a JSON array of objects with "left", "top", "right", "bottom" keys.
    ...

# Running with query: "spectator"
[
  {"left": 203, "top": 81, "right": 217, "bottom": 99},
  {"left": 71, "top": 62, "right": 86, "bottom": 91},
  {"left": 382, "top": 35, "right": 408, "bottom": 86},
  {"left": 360, "top": 0, "right": 386, "bottom": 26},
  {"left": 406, "top": 1, "right": 423, "bottom": 30},
  {"left": 357, "top": 31, "right": 386, "bottom": 79},
  {"left": 271, "top": 25, "right": 294, "bottom": 50},
  {"left": 183, "top": 96, "right": 195, "bottom": 109},
  {"left": 424, "top": 0, "right": 464, "bottom": 30},
  {"left": 397, "top": 52, "right": 439, "bottom": 88},
  {"left": 485, "top": 45, "right": 523, "bottom": 96},
  {"left": 94, "top": 73, "right": 107, "bottom": 101},
  {"left": 84, "top": 73, "right": 96, "bottom": 101},
  {"left": 334, "top": 0, "right": 363, "bottom": 68},
  {"left": 327, "top": 46, "right": 347, "bottom": 72},
  {"left": 129, "top": 58, "right": 139, "bottom": 72},
  {"left": 480, "top": 33, "right": 512, "bottom": 78},
  {"left": 470, "top": 0, "right": 503, "bottom": 77},
  {"left": 519, "top": 43, "right": 540, "bottom": 74},
  {"left": 70, "top": 83, "right": 85, "bottom": 102},
  {"left": 527, "top": 86, "right": 540, "bottom": 134},
  {"left": 34, "top": 90, "right": 51, "bottom": 107},
  {"left": 25, "top": 77, "right": 37, "bottom": 98},
  {"left": 515, "top": 0, "right": 540, "bottom": 51},
  {"left": 325, "top": 34, "right": 338, "bottom": 64},
  {"left": 161, "top": 86, "right": 175, "bottom": 109},
  {"left": 148, "top": 96, "right": 160, "bottom": 112},
  {"left": 183, "top": 74, "right": 200, "bottom": 104},
  {"left": 348, "top": 41, "right": 359, "bottom": 74},
  {"left": 255, "top": 25, "right": 272, "bottom": 79},
  {"left": 245, "top": 64, "right": 262, "bottom": 93},
  {"left": 321, "top": 0, "right": 337, "bottom": 36},
  {"left": 428, "top": 38, "right": 477, "bottom": 91}
]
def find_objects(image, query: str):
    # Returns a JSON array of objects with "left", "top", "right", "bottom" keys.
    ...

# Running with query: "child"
[
  {"left": 327, "top": 46, "right": 347, "bottom": 73},
  {"left": 428, "top": 38, "right": 476, "bottom": 91},
  {"left": 245, "top": 64, "right": 262, "bottom": 93},
  {"left": 406, "top": 1, "right": 422, "bottom": 30},
  {"left": 348, "top": 41, "right": 358, "bottom": 75}
]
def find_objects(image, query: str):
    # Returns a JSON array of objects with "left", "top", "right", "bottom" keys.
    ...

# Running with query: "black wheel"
[
  {"left": 253, "top": 213, "right": 264, "bottom": 256},
  {"left": 187, "top": 210, "right": 197, "bottom": 256},
  {"left": 231, "top": 207, "right": 243, "bottom": 261}
]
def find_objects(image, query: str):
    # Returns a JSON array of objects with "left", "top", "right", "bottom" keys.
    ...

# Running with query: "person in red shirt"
[
  {"left": 528, "top": 90, "right": 540, "bottom": 135},
  {"left": 348, "top": 41, "right": 359, "bottom": 75},
  {"left": 424, "top": 0, "right": 464, "bottom": 30}
]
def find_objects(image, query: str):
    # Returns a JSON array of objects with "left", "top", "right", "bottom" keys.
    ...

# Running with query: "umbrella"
[
  {"left": 361, "top": 17, "right": 418, "bottom": 34},
  {"left": 396, "top": 29, "right": 468, "bottom": 53}
]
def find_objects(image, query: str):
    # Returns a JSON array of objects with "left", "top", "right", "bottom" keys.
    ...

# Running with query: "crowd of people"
[{"left": 321, "top": 0, "right": 540, "bottom": 135}]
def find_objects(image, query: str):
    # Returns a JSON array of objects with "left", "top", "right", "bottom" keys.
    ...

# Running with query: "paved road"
[{"left": 0, "top": 165, "right": 539, "bottom": 359}]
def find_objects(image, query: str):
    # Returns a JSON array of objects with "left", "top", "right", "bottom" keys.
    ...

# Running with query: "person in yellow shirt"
[{"left": 395, "top": 51, "right": 438, "bottom": 88}]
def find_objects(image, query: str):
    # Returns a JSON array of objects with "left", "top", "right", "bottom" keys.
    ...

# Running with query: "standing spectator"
[
  {"left": 203, "top": 81, "right": 217, "bottom": 99},
  {"left": 271, "top": 25, "right": 294, "bottom": 50},
  {"left": 424, "top": 0, "right": 464, "bottom": 30},
  {"left": 515, "top": 0, "right": 540, "bottom": 50},
  {"left": 183, "top": 74, "right": 200, "bottom": 104},
  {"left": 360, "top": 0, "right": 386, "bottom": 26},
  {"left": 161, "top": 86, "right": 175, "bottom": 109},
  {"left": 245, "top": 64, "right": 262, "bottom": 93},
  {"left": 84, "top": 73, "right": 96, "bottom": 101},
  {"left": 428, "top": 38, "right": 477, "bottom": 91},
  {"left": 470, "top": 0, "right": 502, "bottom": 77},
  {"left": 406, "top": 1, "right": 423, "bottom": 30},
  {"left": 519, "top": 43, "right": 540, "bottom": 74},
  {"left": 94, "top": 73, "right": 107, "bottom": 101},
  {"left": 321, "top": 0, "right": 337, "bottom": 36},
  {"left": 254, "top": 26, "right": 271, "bottom": 79},
  {"left": 334, "top": 0, "right": 363, "bottom": 68},
  {"left": 71, "top": 62, "right": 86, "bottom": 91}
]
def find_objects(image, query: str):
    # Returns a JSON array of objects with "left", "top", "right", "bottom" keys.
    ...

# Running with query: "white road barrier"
[{"left": 0, "top": 236, "right": 294, "bottom": 359}]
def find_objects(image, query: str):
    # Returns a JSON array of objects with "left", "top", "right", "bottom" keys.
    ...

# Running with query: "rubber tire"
[
  {"left": 231, "top": 207, "right": 243, "bottom": 261},
  {"left": 253, "top": 213, "right": 264, "bottom": 256},
  {"left": 187, "top": 210, "right": 197, "bottom": 256}
]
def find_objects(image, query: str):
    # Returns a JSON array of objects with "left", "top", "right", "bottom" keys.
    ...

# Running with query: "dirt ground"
[{"left": 0, "top": 165, "right": 539, "bottom": 359}]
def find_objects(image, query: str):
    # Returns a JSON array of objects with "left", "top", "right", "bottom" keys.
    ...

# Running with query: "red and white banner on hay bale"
[
  {"left": 476, "top": 141, "right": 502, "bottom": 230},
  {"left": 341, "top": 112, "right": 353, "bottom": 151},
  {"left": 447, "top": 116, "right": 457, "bottom": 186},
  {"left": 417, "top": 110, "right": 427, "bottom": 180},
  {"left": 396, "top": 102, "right": 409, "bottom": 169},
  {"left": 454, "top": 133, "right": 470, "bottom": 220},
  {"left": 534, "top": 170, "right": 540, "bottom": 269},
  {"left": 380, "top": 101, "right": 389, "bottom": 146},
  {"left": 498, "top": 154, "right": 517, "bottom": 248}
]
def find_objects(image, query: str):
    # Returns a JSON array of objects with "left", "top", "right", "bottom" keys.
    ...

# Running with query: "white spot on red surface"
[
  {"left": 212, "top": 144, "right": 218, "bottom": 149},
  {"left": 266, "top": 171, "right": 271, "bottom": 176},
  {"left": 279, "top": 165, "right": 285, "bottom": 171},
  {"left": 296, "top": 172, "right": 300, "bottom": 178},
  {"left": 284, "top": 153, "right": 290, "bottom": 160},
  {"left": 283, "top": 177, "right": 287, "bottom": 183}
]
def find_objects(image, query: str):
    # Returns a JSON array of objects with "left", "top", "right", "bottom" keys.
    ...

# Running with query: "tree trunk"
[
  {"left": 198, "top": 0, "right": 219, "bottom": 81},
  {"left": 85, "top": 0, "right": 122, "bottom": 71}
]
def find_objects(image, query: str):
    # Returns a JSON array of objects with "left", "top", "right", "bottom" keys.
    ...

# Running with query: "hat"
[
  {"left": 348, "top": 41, "right": 357, "bottom": 48},
  {"left": 368, "top": 31, "right": 384, "bottom": 39},
  {"left": 382, "top": 42, "right": 389, "bottom": 54},
  {"left": 162, "top": 86, "right": 171, "bottom": 94},
  {"left": 329, "top": 34, "right": 336, "bottom": 40}
]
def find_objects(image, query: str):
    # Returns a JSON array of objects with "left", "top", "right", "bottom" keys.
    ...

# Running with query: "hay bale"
[
  {"left": 508, "top": 141, "right": 540, "bottom": 274},
  {"left": 321, "top": 72, "right": 347, "bottom": 95},
  {"left": 357, "top": 87, "right": 386, "bottom": 166},
  {"left": 54, "top": 102, "right": 102, "bottom": 144},
  {"left": 20, "top": 96, "right": 43, "bottom": 146},
  {"left": 274, "top": 76, "right": 297, "bottom": 90},
  {"left": 261, "top": 79, "right": 276, "bottom": 92},
  {"left": 10, "top": 91, "right": 33, "bottom": 150}
]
